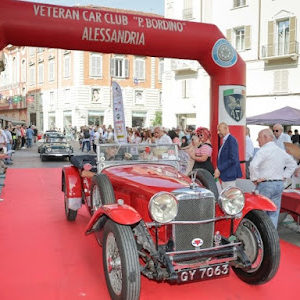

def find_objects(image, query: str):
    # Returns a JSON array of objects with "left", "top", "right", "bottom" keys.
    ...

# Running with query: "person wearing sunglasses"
[{"left": 272, "top": 123, "right": 292, "bottom": 150}]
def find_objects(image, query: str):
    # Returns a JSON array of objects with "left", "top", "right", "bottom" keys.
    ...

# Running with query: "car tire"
[
  {"left": 63, "top": 178, "right": 77, "bottom": 221},
  {"left": 90, "top": 174, "right": 115, "bottom": 215},
  {"left": 40, "top": 155, "right": 46, "bottom": 162},
  {"left": 103, "top": 220, "right": 140, "bottom": 300},
  {"left": 232, "top": 210, "right": 280, "bottom": 285},
  {"left": 194, "top": 168, "right": 219, "bottom": 199}
]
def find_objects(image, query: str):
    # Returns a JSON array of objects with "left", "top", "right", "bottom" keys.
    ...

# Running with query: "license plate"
[{"left": 177, "top": 263, "right": 230, "bottom": 283}]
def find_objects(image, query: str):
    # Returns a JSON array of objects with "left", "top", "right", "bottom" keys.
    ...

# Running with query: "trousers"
[{"left": 257, "top": 181, "right": 284, "bottom": 228}]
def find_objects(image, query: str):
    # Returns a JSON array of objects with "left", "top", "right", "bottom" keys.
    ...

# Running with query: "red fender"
[
  {"left": 232, "top": 193, "right": 277, "bottom": 233},
  {"left": 85, "top": 204, "right": 141, "bottom": 235},
  {"left": 62, "top": 166, "right": 82, "bottom": 199}
]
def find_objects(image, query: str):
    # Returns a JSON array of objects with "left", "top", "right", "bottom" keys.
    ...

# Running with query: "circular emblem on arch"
[{"left": 212, "top": 38, "right": 237, "bottom": 68}]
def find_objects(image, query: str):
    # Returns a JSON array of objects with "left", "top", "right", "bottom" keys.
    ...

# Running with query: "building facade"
[
  {"left": 0, "top": 9, "right": 163, "bottom": 132},
  {"left": 163, "top": 0, "right": 300, "bottom": 131}
]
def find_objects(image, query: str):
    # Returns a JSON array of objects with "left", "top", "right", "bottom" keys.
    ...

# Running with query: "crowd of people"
[{"left": 1, "top": 120, "right": 299, "bottom": 229}]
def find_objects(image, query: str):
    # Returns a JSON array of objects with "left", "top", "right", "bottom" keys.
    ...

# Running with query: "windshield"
[
  {"left": 46, "top": 137, "right": 66, "bottom": 143},
  {"left": 97, "top": 143, "right": 179, "bottom": 165}
]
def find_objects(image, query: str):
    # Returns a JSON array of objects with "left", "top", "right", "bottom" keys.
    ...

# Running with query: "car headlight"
[
  {"left": 46, "top": 148, "right": 52, "bottom": 153},
  {"left": 218, "top": 187, "right": 245, "bottom": 216},
  {"left": 149, "top": 192, "right": 178, "bottom": 223}
]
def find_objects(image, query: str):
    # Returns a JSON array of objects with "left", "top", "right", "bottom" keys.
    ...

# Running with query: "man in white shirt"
[
  {"left": 250, "top": 128, "right": 297, "bottom": 228},
  {"left": 272, "top": 123, "right": 291, "bottom": 150},
  {"left": 153, "top": 126, "right": 172, "bottom": 144}
]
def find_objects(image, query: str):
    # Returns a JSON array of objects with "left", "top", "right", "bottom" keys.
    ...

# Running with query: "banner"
[{"left": 112, "top": 81, "right": 127, "bottom": 144}]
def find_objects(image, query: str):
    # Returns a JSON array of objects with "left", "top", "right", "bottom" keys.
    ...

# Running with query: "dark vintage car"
[
  {"left": 40, "top": 134, "right": 73, "bottom": 161},
  {"left": 62, "top": 143, "right": 280, "bottom": 300}
]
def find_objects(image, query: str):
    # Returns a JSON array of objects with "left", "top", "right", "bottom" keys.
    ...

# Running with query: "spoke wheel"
[
  {"left": 103, "top": 220, "right": 140, "bottom": 300},
  {"left": 232, "top": 210, "right": 280, "bottom": 284},
  {"left": 90, "top": 174, "right": 115, "bottom": 243}
]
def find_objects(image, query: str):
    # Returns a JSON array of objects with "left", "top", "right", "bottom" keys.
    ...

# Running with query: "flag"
[{"left": 112, "top": 81, "right": 127, "bottom": 144}]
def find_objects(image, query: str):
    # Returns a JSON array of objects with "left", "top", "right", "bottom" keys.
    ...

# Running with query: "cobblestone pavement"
[{"left": 5, "top": 140, "right": 300, "bottom": 247}]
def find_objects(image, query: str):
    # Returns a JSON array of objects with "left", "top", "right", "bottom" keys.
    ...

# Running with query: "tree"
[{"left": 152, "top": 111, "right": 162, "bottom": 126}]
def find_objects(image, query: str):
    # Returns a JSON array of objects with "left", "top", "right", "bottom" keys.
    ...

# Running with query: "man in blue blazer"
[{"left": 214, "top": 122, "right": 242, "bottom": 188}]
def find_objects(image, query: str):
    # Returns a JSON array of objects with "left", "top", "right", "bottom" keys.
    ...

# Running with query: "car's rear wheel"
[
  {"left": 232, "top": 210, "right": 280, "bottom": 284},
  {"left": 103, "top": 220, "right": 140, "bottom": 300},
  {"left": 63, "top": 178, "right": 77, "bottom": 221}
]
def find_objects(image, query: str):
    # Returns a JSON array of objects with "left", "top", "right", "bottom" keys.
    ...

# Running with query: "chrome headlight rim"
[
  {"left": 218, "top": 186, "right": 245, "bottom": 216},
  {"left": 46, "top": 147, "right": 52, "bottom": 153},
  {"left": 148, "top": 192, "right": 178, "bottom": 223}
]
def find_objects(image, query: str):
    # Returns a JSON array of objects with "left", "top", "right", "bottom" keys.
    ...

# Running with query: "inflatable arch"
[{"left": 0, "top": 0, "right": 246, "bottom": 167}]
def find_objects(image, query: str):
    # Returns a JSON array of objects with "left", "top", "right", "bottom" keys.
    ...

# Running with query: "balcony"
[
  {"left": 182, "top": 8, "right": 193, "bottom": 20},
  {"left": 171, "top": 59, "right": 200, "bottom": 73},
  {"left": 261, "top": 41, "right": 299, "bottom": 61}
]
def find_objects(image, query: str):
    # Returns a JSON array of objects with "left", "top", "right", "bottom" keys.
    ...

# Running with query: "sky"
[{"left": 20, "top": 0, "right": 164, "bottom": 15}]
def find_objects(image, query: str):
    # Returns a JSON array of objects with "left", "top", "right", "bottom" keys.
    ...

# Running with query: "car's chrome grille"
[
  {"left": 172, "top": 189, "right": 215, "bottom": 252},
  {"left": 51, "top": 148, "right": 67, "bottom": 153}
]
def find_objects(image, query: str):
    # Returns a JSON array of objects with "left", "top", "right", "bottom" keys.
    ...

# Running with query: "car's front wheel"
[
  {"left": 232, "top": 210, "right": 280, "bottom": 284},
  {"left": 90, "top": 174, "right": 115, "bottom": 215},
  {"left": 103, "top": 220, "right": 140, "bottom": 300}
]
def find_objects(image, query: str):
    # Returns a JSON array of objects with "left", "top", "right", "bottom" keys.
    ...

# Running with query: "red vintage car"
[{"left": 62, "top": 143, "right": 280, "bottom": 300}]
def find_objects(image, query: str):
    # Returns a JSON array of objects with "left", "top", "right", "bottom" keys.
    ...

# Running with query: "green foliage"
[{"left": 152, "top": 111, "right": 162, "bottom": 126}]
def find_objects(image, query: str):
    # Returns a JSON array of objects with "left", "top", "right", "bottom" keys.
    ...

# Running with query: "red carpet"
[{"left": 0, "top": 168, "right": 300, "bottom": 300}]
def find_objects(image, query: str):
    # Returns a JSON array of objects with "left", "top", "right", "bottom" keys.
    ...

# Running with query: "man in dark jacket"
[{"left": 214, "top": 122, "right": 242, "bottom": 188}]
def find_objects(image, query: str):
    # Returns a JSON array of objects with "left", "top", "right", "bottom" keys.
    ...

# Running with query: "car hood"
[{"left": 103, "top": 163, "right": 192, "bottom": 195}]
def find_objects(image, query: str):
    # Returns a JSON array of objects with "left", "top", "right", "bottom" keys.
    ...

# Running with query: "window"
[
  {"left": 158, "top": 58, "right": 164, "bottom": 82},
  {"left": 183, "top": 0, "right": 193, "bottom": 20},
  {"left": 21, "top": 59, "right": 26, "bottom": 83},
  {"left": 235, "top": 27, "right": 245, "bottom": 51},
  {"left": 134, "top": 57, "right": 145, "bottom": 80},
  {"left": 111, "top": 57, "right": 129, "bottom": 78},
  {"left": 277, "top": 19, "right": 290, "bottom": 55},
  {"left": 135, "top": 90, "right": 144, "bottom": 105},
  {"left": 233, "top": 0, "right": 246, "bottom": 8},
  {"left": 38, "top": 62, "right": 44, "bottom": 83},
  {"left": 90, "top": 53, "right": 103, "bottom": 77},
  {"left": 63, "top": 54, "right": 70, "bottom": 78},
  {"left": 12, "top": 57, "right": 17, "bottom": 83},
  {"left": 29, "top": 64, "right": 35, "bottom": 86},
  {"left": 64, "top": 89, "right": 71, "bottom": 104},
  {"left": 48, "top": 59, "right": 55, "bottom": 81},
  {"left": 182, "top": 79, "right": 191, "bottom": 98},
  {"left": 49, "top": 91, "right": 54, "bottom": 106}
]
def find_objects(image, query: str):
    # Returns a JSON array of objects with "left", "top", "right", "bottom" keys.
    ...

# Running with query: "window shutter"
[
  {"left": 110, "top": 57, "right": 115, "bottom": 77},
  {"left": 245, "top": 25, "right": 251, "bottom": 49},
  {"left": 226, "top": 29, "right": 232, "bottom": 43},
  {"left": 289, "top": 16, "right": 296, "bottom": 54},
  {"left": 267, "top": 21, "right": 274, "bottom": 57},
  {"left": 124, "top": 58, "right": 129, "bottom": 78},
  {"left": 273, "top": 71, "right": 281, "bottom": 92}
]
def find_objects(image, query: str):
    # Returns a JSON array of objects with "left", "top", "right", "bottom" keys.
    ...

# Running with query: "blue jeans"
[
  {"left": 257, "top": 181, "right": 284, "bottom": 228},
  {"left": 82, "top": 140, "right": 91, "bottom": 152}
]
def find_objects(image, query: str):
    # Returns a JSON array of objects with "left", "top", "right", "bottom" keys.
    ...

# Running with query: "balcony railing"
[{"left": 261, "top": 41, "right": 299, "bottom": 60}]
